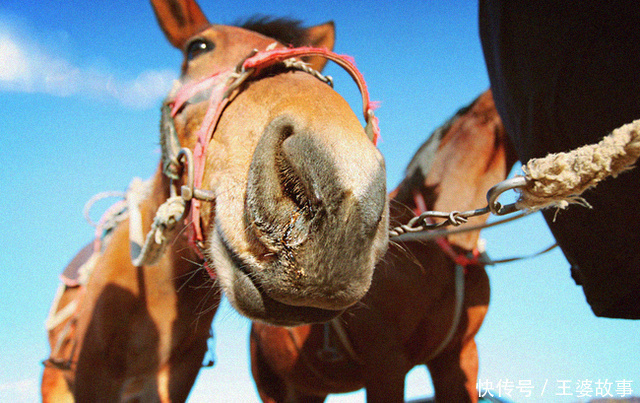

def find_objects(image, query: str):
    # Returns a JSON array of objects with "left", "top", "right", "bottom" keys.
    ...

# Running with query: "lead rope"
[
  {"left": 519, "top": 119, "right": 640, "bottom": 210},
  {"left": 128, "top": 177, "right": 186, "bottom": 267}
]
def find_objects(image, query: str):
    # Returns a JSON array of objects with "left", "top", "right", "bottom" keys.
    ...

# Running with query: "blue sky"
[{"left": 1, "top": 1, "right": 638, "bottom": 402}]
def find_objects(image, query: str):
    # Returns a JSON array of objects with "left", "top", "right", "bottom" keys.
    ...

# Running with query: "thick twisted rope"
[
  {"left": 517, "top": 119, "right": 640, "bottom": 211},
  {"left": 130, "top": 196, "right": 186, "bottom": 267},
  {"left": 128, "top": 176, "right": 186, "bottom": 267}
]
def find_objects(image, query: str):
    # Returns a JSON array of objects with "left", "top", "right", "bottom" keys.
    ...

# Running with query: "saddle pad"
[{"left": 60, "top": 242, "right": 95, "bottom": 288}]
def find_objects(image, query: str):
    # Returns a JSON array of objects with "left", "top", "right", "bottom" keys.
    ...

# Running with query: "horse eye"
[{"left": 186, "top": 39, "right": 215, "bottom": 61}]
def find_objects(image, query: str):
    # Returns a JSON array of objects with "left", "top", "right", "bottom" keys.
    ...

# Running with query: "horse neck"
[{"left": 391, "top": 91, "right": 515, "bottom": 251}]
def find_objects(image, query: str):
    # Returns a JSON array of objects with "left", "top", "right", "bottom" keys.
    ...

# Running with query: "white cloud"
[
  {"left": 0, "top": 34, "right": 31, "bottom": 84},
  {"left": 0, "top": 22, "right": 176, "bottom": 109},
  {"left": 0, "top": 378, "right": 39, "bottom": 402}
]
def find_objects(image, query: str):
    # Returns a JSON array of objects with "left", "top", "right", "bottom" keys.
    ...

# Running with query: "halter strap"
[{"left": 166, "top": 46, "right": 380, "bottom": 247}]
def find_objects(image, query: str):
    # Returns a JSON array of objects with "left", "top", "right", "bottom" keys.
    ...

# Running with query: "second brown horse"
[{"left": 251, "top": 90, "right": 517, "bottom": 402}]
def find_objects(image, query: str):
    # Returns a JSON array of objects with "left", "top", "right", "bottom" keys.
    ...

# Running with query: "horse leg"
[
  {"left": 427, "top": 303, "right": 488, "bottom": 403},
  {"left": 458, "top": 267, "right": 490, "bottom": 401},
  {"left": 251, "top": 354, "right": 327, "bottom": 403},
  {"left": 112, "top": 334, "right": 210, "bottom": 402},
  {"left": 459, "top": 338, "right": 481, "bottom": 402},
  {"left": 347, "top": 315, "right": 407, "bottom": 403},
  {"left": 250, "top": 328, "right": 294, "bottom": 403},
  {"left": 41, "top": 366, "right": 73, "bottom": 403},
  {"left": 359, "top": 349, "right": 406, "bottom": 403},
  {"left": 250, "top": 332, "right": 287, "bottom": 403},
  {"left": 42, "top": 285, "right": 79, "bottom": 403},
  {"left": 285, "top": 391, "right": 327, "bottom": 403},
  {"left": 362, "top": 368, "right": 405, "bottom": 403},
  {"left": 250, "top": 327, "right": 327, "bottom": 403},
  {"left": 427, "top": 345, "right": 475, "bottom": 403},
  {"left": 163, "top": 340, "right": 212, "bottom": 402}
]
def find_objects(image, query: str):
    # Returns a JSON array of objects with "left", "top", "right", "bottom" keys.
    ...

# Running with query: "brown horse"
[
  {"left": 250, "top": 90, "right": 518, "bottom": 403},
  {"left": 42, "top": 0, "right": 389, "bottom": 401}
]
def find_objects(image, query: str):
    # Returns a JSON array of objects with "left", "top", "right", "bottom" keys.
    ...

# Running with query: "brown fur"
[
  {"left": 42, "top": 0, "right": 388, "bottom": 401},
  {"left": 250, "top": 90, "right": 518, "bottom": 402}
]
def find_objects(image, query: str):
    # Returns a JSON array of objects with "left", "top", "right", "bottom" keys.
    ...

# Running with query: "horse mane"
[{"left": 238, "top": 16, "right": 309, "bottom": 47}]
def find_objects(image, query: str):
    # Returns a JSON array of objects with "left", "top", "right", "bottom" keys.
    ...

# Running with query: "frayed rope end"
[{"left": 515, "top": 119, "right": 640, "bottom": 212}]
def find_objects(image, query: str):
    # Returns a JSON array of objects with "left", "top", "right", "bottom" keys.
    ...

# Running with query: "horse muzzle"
[{"left": 247, "top": 115, "right": 386, "bottom": 299}]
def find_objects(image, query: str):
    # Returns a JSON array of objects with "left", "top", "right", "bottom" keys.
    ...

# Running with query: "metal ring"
[
  {"left": 177, "top": 148, "right": 195, "bottom": 202},
  {"left": 486, "top": 176, "right": 528, "bottom": 215}
]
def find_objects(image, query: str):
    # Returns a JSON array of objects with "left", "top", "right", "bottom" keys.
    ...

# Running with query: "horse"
[
  {"left": 41, "top": 0, "right": 389, "bottom": 401},
  {"left": 250, "top": 90, "right": 518, "bottom": 403}
]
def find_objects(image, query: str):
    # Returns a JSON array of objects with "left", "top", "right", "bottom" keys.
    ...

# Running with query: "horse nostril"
[
  {"left": 247, "top": 114, "right": 385, "bottom": 252},
  {"left": 246, "top": 117, "right": 315, "bottom": 246},
  {"left": 280, "top": 129, "right": 336, "bottom": 211},
  {"left": 277, "top": 128, "right": 317, "bottom": 212}
]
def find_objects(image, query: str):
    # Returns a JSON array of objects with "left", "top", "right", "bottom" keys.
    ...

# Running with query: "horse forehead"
[{"left": 204, "top": 25, "right": 279, "bottom": 52}]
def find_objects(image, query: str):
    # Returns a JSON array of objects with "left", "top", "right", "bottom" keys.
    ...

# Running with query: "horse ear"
[
  {"left": 303, "top": 21, "right": 335, "bottom": 72},
  {"left": 150, "top": 0, "right": 210, "bottom": 49}
]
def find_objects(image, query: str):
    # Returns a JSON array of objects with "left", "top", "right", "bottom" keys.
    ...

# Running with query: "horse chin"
[{"left": 210, "top": 227, "right": 344, "bottom": 326}]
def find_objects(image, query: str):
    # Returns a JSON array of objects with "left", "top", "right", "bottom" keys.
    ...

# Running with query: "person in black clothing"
[{"left": 479, "top": 1, "right": 640, "bottom": 319}]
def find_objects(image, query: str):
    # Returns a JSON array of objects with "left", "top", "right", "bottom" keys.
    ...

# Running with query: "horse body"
[
  {"left": 251, "top": 90, "right": 517, "bottom": 402},
  {"left": 43, "top": 0, "right": 388, "bottom": 400},
  {"left": 44, "top": 174, "right": 216, "bottom": 402},
  {"left": 71, "top": 176, "right": 210, "bottom": 402}
]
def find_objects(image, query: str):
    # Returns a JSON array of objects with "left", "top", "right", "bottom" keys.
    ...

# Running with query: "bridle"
[{"left": 145, "top": 45, "right": 380, "bottom": 269}]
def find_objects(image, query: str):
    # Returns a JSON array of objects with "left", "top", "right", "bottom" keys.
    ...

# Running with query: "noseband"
[{"left": 158, "top": 45, "right": 380, "bottom": 264}]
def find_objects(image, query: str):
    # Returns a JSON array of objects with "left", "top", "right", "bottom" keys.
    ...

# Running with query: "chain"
[
  {"left": 283, "top": 58, "right": 334, "bottom": 87},
  {"left": 389, "top": 207, "right": 490, "bottom": 238},
  {"left": 389, "top": 176, "right": 528, "bottom": 239}
]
